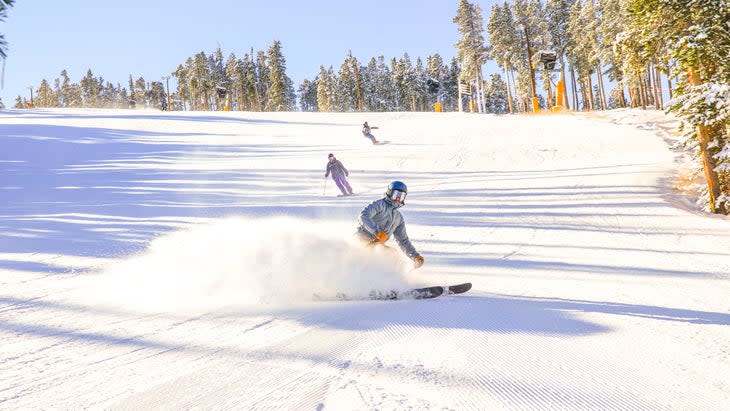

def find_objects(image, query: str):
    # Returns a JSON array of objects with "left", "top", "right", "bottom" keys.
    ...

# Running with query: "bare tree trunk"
[
  {"left": 586, "top": 75, "right": 595, "bottom": 111},
  {"left": 654, "top": 64, "right": 664, "bottom": 109},
  {"left": 637, "top": 71, "right": 647, "bottom": 109},
  {"left": 510, "top": 71, "right": 520, "bottom": 112},
  {"left": 570, "top": 65, "right": 579, "bottom": 110},
  {"left": 504, "top": 63, "right": 514, "bottom": 114},
  {"left": 666, "top": 65, "right": 674, "bottom": 100},
  {"left": 688, "top": 66, "right": 723, "bottom": 213},
  {"left": 544, "top": 74, "right": 553, "bottom": 109},
  {"left": 644, "top": 65, "right": 655, "bottom": 106},
  {"left": 596, "top": 61, "right": 608, "bottom": 110},
  {"left": 630, "top": 87, "right": 638, "bottom": 107}
]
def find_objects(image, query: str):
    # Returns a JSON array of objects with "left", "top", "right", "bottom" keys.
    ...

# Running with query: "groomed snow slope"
[{"left": 1, "top": 108, "right": 729, "bottom": 410}]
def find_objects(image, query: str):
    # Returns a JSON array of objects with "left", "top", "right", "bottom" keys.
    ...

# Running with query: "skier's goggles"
[{"left": 390, "top": 190, "right": 407, "bottom": 202}]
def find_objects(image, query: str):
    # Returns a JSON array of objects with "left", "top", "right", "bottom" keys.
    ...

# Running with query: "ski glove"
[
  {"left": 374, "top": 231, "right": 388, "bottom": 243},
  {"left": 413, "top": 255, "right": 424, "bottom": 268}
]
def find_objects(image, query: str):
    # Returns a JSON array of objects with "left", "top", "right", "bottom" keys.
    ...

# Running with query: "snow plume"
[{"left": 73, "top": 216, "right": 414, "bottom": 313}]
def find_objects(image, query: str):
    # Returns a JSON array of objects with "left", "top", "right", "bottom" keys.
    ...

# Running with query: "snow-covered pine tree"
[
  {"left": 545, "top": 0, "right": 576, "bottom": 110},
  {"left": 265, "top": 41, "right": 295, "bottom": 111},
  {"left": 426, "top": 53, "right": 448, "bottom": 110},
  {"left": 414, "top": 57, "right": 429, "bottom": 111},
  {"left": 0, "top": 0, "right": 14, "bottom": 59},
  {"left": 566, "top": 1, "right": 596, "bottom": 110},
  {"left": 242, "top": 52, "right": 259, "bottom": 111},
  {"left": 297, "top": 78, "right": 318, "bottom": 111},
  {"left": 512, "top": 0, "right": 547, "bottom": 111},
  {"left": 453, "top": 0, "right": 489, "bottom": 113},
  {"left": 484, "top": 73, "right": 509, "bottom": 113},
  {"left": 35, "top": 79, "right": 57, "bottom": 107},
  {"left": 597, "top": 0, "right": 628, "bottom": 108},
  {"left": 627, "top": 0, "right": 730, "bottom": 213},
  {"left": 172, "top": 64, "right": 190, "bottom": 111},
  {"left": 316, "top": 65, "right": 333, "bottom": 112},
  {"left": 441, "top": 57, "right": 461, "bottom": 111},
  {"left": 80, "top": 69, "right": 101, "bottom": 108},
  {"left": 363, "top": 57, "right": 378, "bottom": 111},
  {"left": 255, "top": 50, "right": 269, "bottom": 111},
  {"left": 488, "top": 3, "right": 520, "bottom": 113},
  {"left": 375, "top": 56, "right": 397, "bottom": 111},
  {"left": 210, "top": 47, "right": 226, "bottom": 110},
  {"left": 225, "top": 53, "right": 243, "bottom": 110},
  {"left": 392, "top": 54, "right": 418, "bottom": 111},
  {"left": 337, "top": 51, "right": 364, "bottom": 112}
]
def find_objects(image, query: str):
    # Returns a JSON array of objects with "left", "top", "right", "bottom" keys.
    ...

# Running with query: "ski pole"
[{"left": 323, "top": 176, "right": 327, "bottom": 195}]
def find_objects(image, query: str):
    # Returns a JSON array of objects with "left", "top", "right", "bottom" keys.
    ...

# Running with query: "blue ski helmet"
[{"left": 386, "top": 181, "right": 408, "bottom": 204}]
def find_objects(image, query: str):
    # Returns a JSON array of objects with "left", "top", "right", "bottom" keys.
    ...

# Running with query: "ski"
[
  {"left": 445, "top": 282, "right": 472, "bottom": 295},
  {"left": 315, "top": 283, "right": 470, "bottom": 302},
  {"left": 368, "top": 285, "right": 443, "bottom": 300}
]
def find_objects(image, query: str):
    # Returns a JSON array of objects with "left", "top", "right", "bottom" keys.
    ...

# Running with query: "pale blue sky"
[{"left": 1, "top": 0, "right": 500, "bottom": 106}]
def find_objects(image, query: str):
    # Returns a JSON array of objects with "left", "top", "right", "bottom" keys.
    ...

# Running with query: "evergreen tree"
[
  {"left": 337, "top": 51, "right": 359, "bottom": 111},
  {"left": 243, "top": 52, "right": 259, "bottom": 111},
  {"left": 413, "top": 57, "right": 429, "bottom": 111},
  {"left": 453, "top": 0, "right": 490, "bottom": 112},
  {"left": 193, "top": 52, "right": 212, "bottom": 110},
  {"left": 374, "top": 56, "right": 397, "bottom": 111},
  {"left": 627, "top": 0, "right": 730, "bottom": 213},
  {"left": 265, "top": 40, "right": 295, "bottom": 111},
  {"left": 80, "top": 69, "right": 101, "bottom": 107},
  {"left": 512, "top": 0, "right": 547, "bottom": 110},
  {"left": 36, "top": 79, "right": 57, "bottom": 107},
  {"left": 61, "top": 70, "right": 81, "bottom": 107},
  {"left": 297, "top": 78, "right": 318, "bottom": 111},
  {"left": 545, "top": 0, "right": 576, "bottom": 109},
  {"left": 149, "top": 81, "right": 165, "bottom": 109},
  {"left": 442, "top": 57, "right": 461, "bottom": 111},
  {"left": 316, "top": 65, "right": 333, "bottom": 112},
  {"left": 488, "top": 3, "right": 521, "bottom": 112},
  {"left": 392, "top": 54, "right": 418, "bottom": 111},
  {"left": 363, "top": 57, "right": 379, "bottom": 111},
  {"left": 597, "top": 0, "right": 628, "bottom": 107},
  {"left": 426, "top": 53, "right": 448, "bottom": 110},
  {"left": 210, "top": 47, "right": 227, "bottom": 110},
  {"left": 134, "top": 76, "right": 147, "bottom": 107},
  {"left": 225, "top": 53, "right": 244, "bottom": 110},
  {"left": 256, "top": 50, "right": 270, "bottom": 111},
  {"left": 0, "top": 0, "right": 14, "bottom": 59},
  {"left": 172, "top": 64, "right": 191, "bottom": 110},
  {"left": 484, "top": 73, "right": 509, "bottom": 113},
  {"left": 338, "top": 51, "right": 364, "bottom": 111}
]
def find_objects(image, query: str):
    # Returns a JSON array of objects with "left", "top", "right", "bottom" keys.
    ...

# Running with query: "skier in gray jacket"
[{"left": 355, "top": 181, "right": 424, "bottom": 269}]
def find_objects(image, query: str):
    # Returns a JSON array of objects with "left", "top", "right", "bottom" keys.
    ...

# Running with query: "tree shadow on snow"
[
  {"left": 294, "top": 293, "right": 730, "bottom": 336},
  {"left": 0, "top": 123, "right": 363, "bottom": 272}
]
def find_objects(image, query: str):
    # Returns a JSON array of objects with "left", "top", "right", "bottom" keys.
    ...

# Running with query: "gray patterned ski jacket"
[{"left": 356, "top": 197, "right": 418, "bottom": 259}]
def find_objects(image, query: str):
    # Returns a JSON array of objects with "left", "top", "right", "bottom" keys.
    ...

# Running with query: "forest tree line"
[{"left": 5, "top": 0, "right": 729, "bottom": 213}]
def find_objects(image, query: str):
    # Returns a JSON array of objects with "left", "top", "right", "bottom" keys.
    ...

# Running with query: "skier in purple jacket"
[{"left": 325, "top": 153, "right": 353, "bottom": 196}]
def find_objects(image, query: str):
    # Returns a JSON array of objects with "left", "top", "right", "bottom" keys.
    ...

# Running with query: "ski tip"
[{"left": 446, "top": 282, "right": 472, "bottom": 294}]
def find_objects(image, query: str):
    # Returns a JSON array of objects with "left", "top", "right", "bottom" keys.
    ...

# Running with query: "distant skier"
[
  {"left": 355, "top": 181, "right": 424, "bottom": 269},
  {"left": 362, "top": 121, "right": 380, "bottom": 145},
  {"left": 325, "top": 153, "right": 353, "bottom": 196}
]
